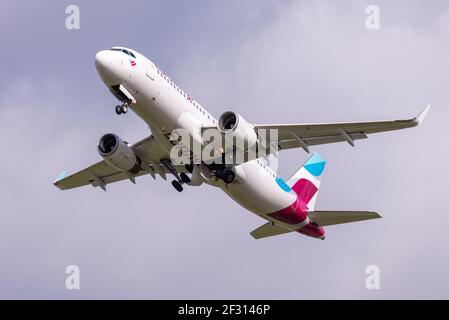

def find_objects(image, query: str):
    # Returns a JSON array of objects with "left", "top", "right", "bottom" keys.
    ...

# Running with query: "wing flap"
[
  {"left": 279, "top": 132, "right": 367, "bottom": 150},
  {"left": 308, "top": 211, "right": 381, "bottom": 226}
]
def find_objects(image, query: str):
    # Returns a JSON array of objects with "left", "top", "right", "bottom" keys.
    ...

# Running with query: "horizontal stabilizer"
[
  {"left": 308, "top": 211, "right": 381, "bottom": 226},
  {"left": 250, "top": 222, "right": 292, "bottom": 239}
]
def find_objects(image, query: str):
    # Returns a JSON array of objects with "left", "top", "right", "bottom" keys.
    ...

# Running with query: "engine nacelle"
[
  {"left": 97, "top": 133, "right": 140, "bottom": 173},
  {"left": 218, "top": 111, "right": 258, "bottom": 149}
]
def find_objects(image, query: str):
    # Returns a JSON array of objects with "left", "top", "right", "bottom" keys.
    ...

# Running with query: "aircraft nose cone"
[
  {"left": 95, "top": 50, "right": 110, "bottom": 72},
  {"left": 95, "top": 50, "right": 115, "bottom": 85}
]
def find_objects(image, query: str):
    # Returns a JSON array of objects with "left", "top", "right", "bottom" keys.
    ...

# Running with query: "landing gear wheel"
[
  {"left": 115, "top": 104, "right": 129, "bottom": 115},
  {"left": 180, "top": 173, "right": 191, "bottom": 184},
  {"left": 215, "top": 169, "right": 225, "bottom": 180},
  {"left": 223, "top": 170, "right": 235, "bottom": 184},
  {"left": 171, "top": 180, "right": 183, "bottom": 192}
]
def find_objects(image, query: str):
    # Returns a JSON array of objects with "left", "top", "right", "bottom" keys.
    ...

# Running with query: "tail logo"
[{"left": 303, "top": 153, "right": 326, "bottom": 177}]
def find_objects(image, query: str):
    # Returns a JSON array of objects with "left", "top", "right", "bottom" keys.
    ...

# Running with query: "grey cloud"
[{"left": 0, "top": 0, "right": 448, "bottom": 299}]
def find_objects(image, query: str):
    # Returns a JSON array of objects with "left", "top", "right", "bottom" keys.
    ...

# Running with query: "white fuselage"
[{"left": 95, "top": 48, "right": 297, "bottom": 226}]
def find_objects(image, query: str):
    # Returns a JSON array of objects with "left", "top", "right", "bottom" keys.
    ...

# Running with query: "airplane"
[{"left": 54, "top": 47, "right": 429, "bottom": 240}]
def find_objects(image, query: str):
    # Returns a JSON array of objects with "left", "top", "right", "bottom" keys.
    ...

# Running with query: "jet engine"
[
  {"left": 97, "top": 133, "right": 141, "bottom": 173},
  {"left": 218, "top": 111, "right": 258, "bottom": 149}
]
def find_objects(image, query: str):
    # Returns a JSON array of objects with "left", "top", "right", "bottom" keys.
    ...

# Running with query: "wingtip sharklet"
[
  {"left": 372, "top": 211, "right": 382, "bottom": 219},
  {"left": 414, "top": 104, "right": 430, "bottom": 125},
  {"left": 53, "top": 170, "right": 68, "bottom": 185}
]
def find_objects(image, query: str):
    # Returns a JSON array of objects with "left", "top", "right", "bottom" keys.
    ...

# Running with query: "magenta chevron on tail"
[{"left": 287, "top": 153, "right": 326, "bottom": 210}]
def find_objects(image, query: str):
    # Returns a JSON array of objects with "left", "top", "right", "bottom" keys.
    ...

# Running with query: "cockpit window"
[
  {"left": 122, "top": 49, "right": 136, "bottom": 59},
  {"left": 110, "top": 48, "right": 136, "bottom": 59},
  {"left": 128, "top": 51, "right": 136, "bottom": 59}
]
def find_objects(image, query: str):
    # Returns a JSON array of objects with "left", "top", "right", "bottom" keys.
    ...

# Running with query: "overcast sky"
[{"left": 0, "top": 0, "right": 448, "bottom": 299}]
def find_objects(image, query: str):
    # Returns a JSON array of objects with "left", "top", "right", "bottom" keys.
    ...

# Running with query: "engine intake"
[
  {"left": 218, "top": 111, "right": 258, "bottom": 149},
  {"left": 218, "top": 111, "right": 239, "bottom": 132},
  {"left": 98, "top": 133, "right": 141, "bottom": 173}
]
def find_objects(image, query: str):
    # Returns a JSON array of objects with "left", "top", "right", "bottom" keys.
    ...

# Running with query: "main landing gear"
[
  {"left": 204, "top": 163, "right": 236, "bottom": 184},
  {"left": 115, "top": 103, "right": 129, "bottom": 115},
  {"left": 170, "top": 173, "right": 191, "bottom": 192},
  {"left": 216, "top": 169, "right": 235, "bottom": 184},
  {"left": 160, "top": 159, "right": 192, "bottom": 193},
  {"left": 171, "top": 180, "right": 183, "bottom": 192},
  {"left": 180, "top": 172, "right": 191, "bottom": 184}
]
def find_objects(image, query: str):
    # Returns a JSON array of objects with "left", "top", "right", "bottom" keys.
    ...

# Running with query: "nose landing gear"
[{"left": 115, "top": 103, "right": 129, "bottom": 115}]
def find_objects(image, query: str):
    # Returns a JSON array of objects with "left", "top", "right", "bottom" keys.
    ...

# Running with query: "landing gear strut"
[{"left": 115, "top": 103, "right": 129, "bottom": 115}]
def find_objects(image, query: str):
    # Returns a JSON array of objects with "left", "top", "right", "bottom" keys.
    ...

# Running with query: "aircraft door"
[{"left": 146, "top": 63, "right": 156, "bottom": 81}]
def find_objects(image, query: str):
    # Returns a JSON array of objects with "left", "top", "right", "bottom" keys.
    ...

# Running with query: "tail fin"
[{"left": 287, "top": 153, "right": 326, "bottom": 211}]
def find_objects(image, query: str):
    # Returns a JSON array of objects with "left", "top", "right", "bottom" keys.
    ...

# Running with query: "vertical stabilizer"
[{"left": 287, "top": 153, "right": 326, "bottom": 210}]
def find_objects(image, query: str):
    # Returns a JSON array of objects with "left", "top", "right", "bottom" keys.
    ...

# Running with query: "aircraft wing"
[
  {"left": 255, "top": 105, "right": 430, "bottom": 152},
  {"left": 54, "top": 135, "right": 186, "bottom": 191}
]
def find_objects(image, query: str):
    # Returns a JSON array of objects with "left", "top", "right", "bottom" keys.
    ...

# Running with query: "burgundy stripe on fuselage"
[{"left": 268, "top": 199, "right": 308, "bottom": 225}]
